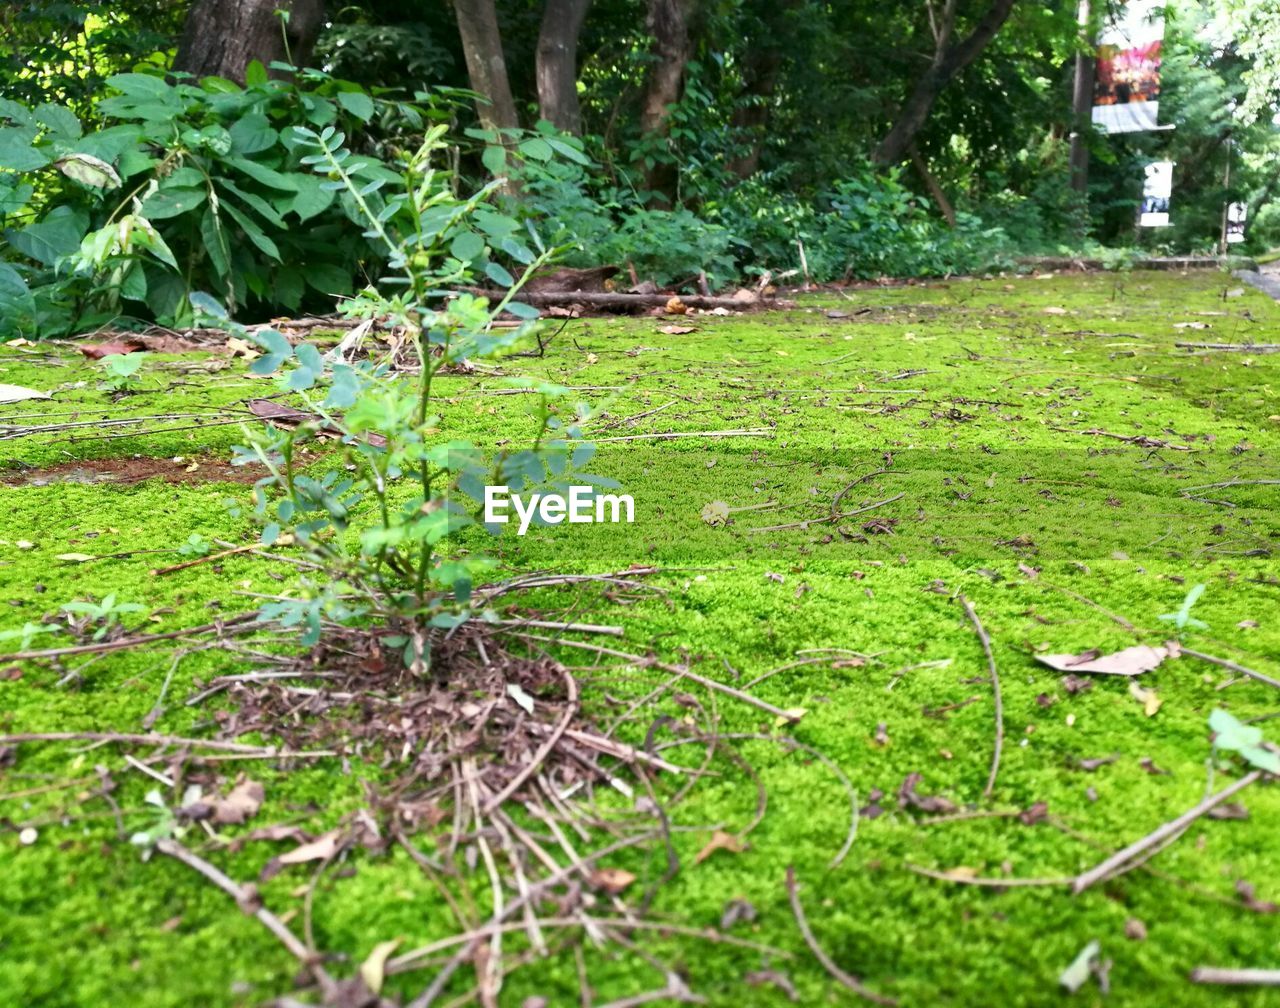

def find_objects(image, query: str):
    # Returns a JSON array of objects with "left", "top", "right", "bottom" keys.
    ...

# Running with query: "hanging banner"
[
  {"left": 1139, "top": 161, "right": 1173, "bottom": 227},
  {"left": 1092, "top": 0, "right": 1165, "bottom": 134},
  {"left": 1226, "top": 202, "right": 1247, "bottom": 243}
]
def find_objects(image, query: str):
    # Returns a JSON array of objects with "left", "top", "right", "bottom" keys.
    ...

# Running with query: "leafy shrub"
[{"left": 0, "top": 66, "right": 443, "bottom": 338}]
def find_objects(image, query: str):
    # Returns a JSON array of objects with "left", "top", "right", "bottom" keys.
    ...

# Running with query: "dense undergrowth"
[{"left": 2, "top": 270, "right": 1279, "bottom": 1006}]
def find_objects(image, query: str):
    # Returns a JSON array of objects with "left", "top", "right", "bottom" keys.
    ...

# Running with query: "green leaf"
[
  {"left": 5, "top": 206, "right": 87, "bottom": 266},
  {"left": 1239, "top": 745, "right": 1280, "bottom": 775},
  {"left": 244, "top": 60, "right": 269, "bottom": 87},
  {"left": 0, "top": 126, "right": 50, "bottom": 171},
  {"left": 546, "top": 136, "right": 592, "bottom": 166},
  {"left": 120, "top": 263, "right": 148, "bottom": 302},
  {"left": 229, "top": 113, "right": 278, "bottom": 155},
  {"left": 336, "top": 90, "right": 375, "bottom": 122},
  {"left": 517, "top": 137, "right": 553, "bottom": 162},
  {"left": 221, "top": 199, "right": 282, "bottom": 261},
  {"left": 1209, "top": 708, "right": 1262, "bottom": 751},
  {"left": 227, "top": 156, "right": 298, "bottom": 192},
  {"left": 505, "top": 301, "right": 540, "bottom": 320},
  {"left": 188, "top": 290, "right": 230, "bottom": 322},
  {"left": 35, "top": 103, "right": 81, "bottom": 139},
  {"left": 290, "top": 177, "right": 336, "bottom": 221},
  {"left": 200, "top": 206, "right": 230, "bottom": 282},
  {"left": 105, "top": 73, "right": 173, "bottom": 100},
  {"left": 481, "top": 144, "right": 507, "bottom": 176},
  {"left": 450, "top": 231, "right": 485, "bottom": 263},
  {"left": 140, "top": 187, "right": 206, "bottom": 219},
  {"left": 484, "top": 262, "right": 515, "bottom": 287}
]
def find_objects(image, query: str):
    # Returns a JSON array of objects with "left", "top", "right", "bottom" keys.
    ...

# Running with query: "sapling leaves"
[{"left": 1209, "top": 709, "right": 1280, "bottom": 774}]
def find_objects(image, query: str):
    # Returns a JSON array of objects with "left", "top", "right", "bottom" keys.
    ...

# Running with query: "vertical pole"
[{"left": 1069, "top": 0, "right": 1094, "bottom": 196}]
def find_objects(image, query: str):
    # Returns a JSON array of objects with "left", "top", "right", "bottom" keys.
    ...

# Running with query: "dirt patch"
[{"left": 0, "top": 455, "right": 267, "bottom": 488}]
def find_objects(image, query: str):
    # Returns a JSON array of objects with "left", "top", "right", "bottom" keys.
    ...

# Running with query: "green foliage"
[
  {"left": 214, "top": 126, "right": 604, "bottom": 663},
  {"left": 97, "top": 351, "right": 148, "bottom": 391},
  {"left": 0, "top": 72, "right": 453, "bottom": 338}
]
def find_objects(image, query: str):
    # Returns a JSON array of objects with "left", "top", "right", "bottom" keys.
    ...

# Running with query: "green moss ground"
[{"left": 2, "top": 269, "right": 1279, "bottom": 1007}]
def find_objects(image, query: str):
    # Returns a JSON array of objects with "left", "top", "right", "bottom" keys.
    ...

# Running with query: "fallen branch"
[
  {"left": 0, "top": 613, "right": 258, "bottom": 662},
  {"left": 155, "top": 838, "right": 336, "bottom": 997},
  {"left": 1176, "top": 342, "right": 1280, "bottom": 353},
  {"left": 1180, "top": 647, "right": 1280, "bottom": 690},
  {"left": 906, "top": 863, "right": 1073, "bottom": 887},
  {"left": 1189, "top": 967, "right": 1280, "bottom": 986},
  {"left": 150, "top": 543, "right": 261, "bottom": 576},
  {"left": 587, "top": 428, "right": 773, "bottom": 444},
  {"left": 785, "top": 866, "right": 896, "bottom": 1006},
  {"left": 514, "top": 634, "right": 793, "bottom": 721},
  {"left": 1073, "top": 770, "right": 1263, "bottom": 894},
  {"left": 959, "top": 595, "right": 1003, "bottom": 800},
  {"left": 0, "top": 731, "right": 333, "bottom": 759},
  {"left": 460, "top": 287, "right": 779, "bottom": 311}
]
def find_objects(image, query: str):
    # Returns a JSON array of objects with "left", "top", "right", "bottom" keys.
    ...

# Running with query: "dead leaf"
[
  {"left": 694, "top": 830, "right": 745, "bottom": 864},
  {"left": 1124, "top": 918, "right": 1147, "bottom": 941},
  {"left": 943, "top": 865, "right": 978, "bottom": 880},
  {"left": 1138, "top": 757, "right": 1170, "bottom": 776},
  {"left": 1127, "top": 680, "right": 1162, "bottom": 717},
  {"left": 79, "top": 339, "right": 145, "bottom": 360},
  {"left": 1207, "top": 802, "right": 1249, "bottom": 821},
  {"left": 872, "top": 722, "right": 890, "bottom": 747},
  {"left": 589, "top": 867, "right": 636, "bottom": 895},
  {"left": 658, "top": 325, "right": 695, "bottom": 335},
  {"left": 54, "top": 553, "right": 96, "bottom": 563},
  {"left": 1019, "top": 801, "right": 1049, "bottom": 825},
  {"left": 359, "top": 937, "right": 403, "bottom": 994},
  {"left": 506, "top": 682, "right": 535, "bottom": 715},
  {"left": 665, "top": 296, "right": 687, "bottom": 315},
  {"left": 212, "top": 779, "right": 264, "bottom": 825},
  {"left": 1036, "top": 644, "right": 1169, "bottom": 677},
  {"left": 1042, "top": 305, "right": 1069, "bottom": 315},
  {"left": 720, "top": 898, "right": 757, "bottom": 930},
  {"left": 1236, "top": 880, "right": 1278, "bottom": 913},
  {"left": 744, "top": 969, "right": 798, "bottom": 1001},
  {"left": 1059, "top": 939, "right": 1101, "bottom": 993},
  {"left": 1061, "top": 674, "right": 1093, "bottom": 694},
  {"left": 0, "top": 384, "right": 52, "bottom": 404},
  {"left": 700, "top": 501, "right": 730, "bottom": 526},
  {"left": 226, "top": 336, "right": 261, "bottom": 360},
  {"left": 278, "top": 830, "right": 341, "bottom": 865},
  {"left": 898, "top": 772, "right": 957, "bottom": 814}
]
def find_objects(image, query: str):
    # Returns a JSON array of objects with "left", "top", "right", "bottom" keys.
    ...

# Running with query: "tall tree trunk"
[
  {"left": 638, "top": 0, "right": 694, "bottom": 204},
  {"left": 174, "top": 0, "right": 325, "bottom": 83},
  {"left": 536, "top": 0, "right": 592, "bottom": 134},
  {"left": 454, "top": 0, "right": 520, "bottom": 134},
  {"left": 872, "top": 0, "right": 1018, "bottom": 167},
  {"left": 726, "top": 0, "right": 795, "bottom": 179}
]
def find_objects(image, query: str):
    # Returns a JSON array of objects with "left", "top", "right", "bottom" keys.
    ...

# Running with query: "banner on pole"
[
  {"left": 1092, "top": 0, "right": 1165, "bottom": 134},
  {"left": 1139, "top": 161, "right": 1173, "bottom": 227},
  {"left": 1226, "top": 202, "right": 1247, "bottom": 243}
]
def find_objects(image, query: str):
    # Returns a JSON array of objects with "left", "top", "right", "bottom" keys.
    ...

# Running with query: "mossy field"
[{"left": 2, "top": 269, "right": 1279, "bottom": 1007}]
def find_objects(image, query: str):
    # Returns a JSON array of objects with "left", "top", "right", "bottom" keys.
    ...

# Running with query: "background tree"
[
  {"left": 537, "top": 0, "right": 592, "bottom": 133},
  {"left": 174, "top": 0, "right": 326, "bottom": 82}
]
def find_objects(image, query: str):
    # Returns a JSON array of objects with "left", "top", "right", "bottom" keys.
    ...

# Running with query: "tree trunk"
[
  {"left": 909, "top": 144, "right": 956, "bottom": 225},
  {"left": 174, "top": 0, "right": 325, "bottom": 83},
  {"left": 726, "top": 40, "right": 783, "bottom": 177},
  {"left": 454, "top": 0, "right": 520, "bottom": 134},
  {"left": 638, "top": 0, "right": 694, "bottom": 204},
  {"left": 536, "top": 0, "right": 592, "bottom": 134},
  {"left": 872, "top": 0, "right": 1018, "bottom": 167}
]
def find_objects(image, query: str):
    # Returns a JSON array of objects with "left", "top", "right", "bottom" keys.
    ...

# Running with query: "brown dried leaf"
[
  {"left": 278, "top": 830, "right": 341, "bottom": 865},
  {"left": 898, "top": 772, "right": 957, "bottom": 814},
  {"left": 694, "top": 830, "right": 745, "bottom": 864},
  {"left": 1036, "top": 645, "right": 1169, "bottom": 677},
  {"left": 658, "top": 325, "right": 696, "bottom": 335},
  {"left": 589, "top": 867, "right": 636, "bottom": 895},
  {"left": 212, "top": 779, "right": 264, "bottom": 825}
]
